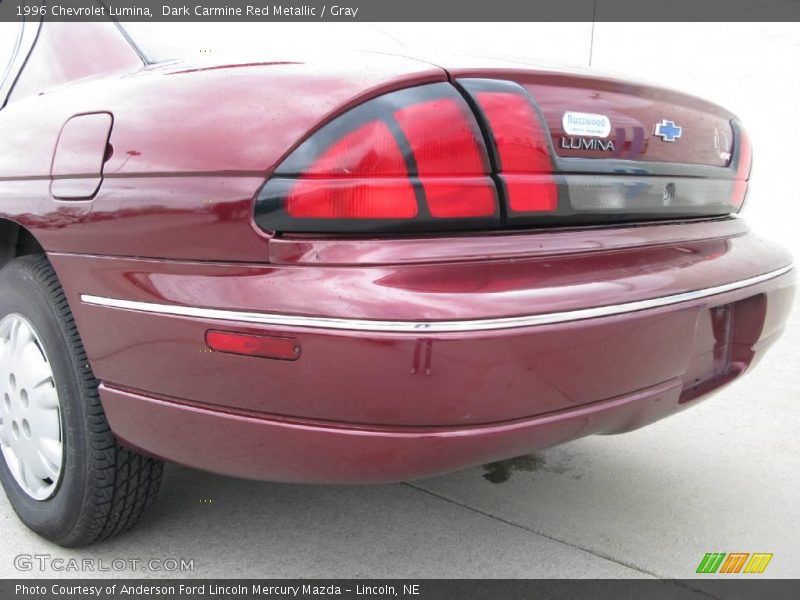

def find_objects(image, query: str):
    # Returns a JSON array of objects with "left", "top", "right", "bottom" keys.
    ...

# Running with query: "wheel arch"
[{"left": 0, "top": 218, "right": 46, "bottom": 270}]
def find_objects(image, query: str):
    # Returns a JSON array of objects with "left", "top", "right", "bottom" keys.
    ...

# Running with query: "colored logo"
[
  {"left": 654, "top": 119, "right": 683, "bottom": 142},
  {"left": 562, "top": 111, "right": 611, "bottom": 138},
  {"left": 696, "top": 552, "right": 773, "bottom": 574}
]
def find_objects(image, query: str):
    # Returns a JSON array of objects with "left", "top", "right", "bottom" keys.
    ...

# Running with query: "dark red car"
[{"left": 0, "top": 20, "right": 794, "bottom": 547}]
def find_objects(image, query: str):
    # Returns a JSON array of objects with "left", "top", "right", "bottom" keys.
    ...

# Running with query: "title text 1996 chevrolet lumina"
[{"left": 0, "top": 20, "right": 794, "bottom": 546}]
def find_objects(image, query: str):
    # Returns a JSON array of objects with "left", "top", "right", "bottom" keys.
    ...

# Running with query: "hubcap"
[{"left": 0, "top": 314, "right": 63, "bottom": 500}]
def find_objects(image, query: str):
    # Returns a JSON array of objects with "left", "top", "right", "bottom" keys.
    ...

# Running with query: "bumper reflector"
[{"left": 206, "top": 330, "right": 301, "bottom": 361}]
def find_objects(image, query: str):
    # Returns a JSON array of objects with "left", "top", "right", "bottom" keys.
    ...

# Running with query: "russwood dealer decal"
[{"left": 562, "top": 111, "right": 612, "bottom": 137}]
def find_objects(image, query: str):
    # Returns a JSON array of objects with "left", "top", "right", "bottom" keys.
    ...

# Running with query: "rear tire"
[{"left": 0, "top": 255, "right": 163, "bottom": 547}]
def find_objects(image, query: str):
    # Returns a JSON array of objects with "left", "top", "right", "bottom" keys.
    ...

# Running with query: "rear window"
[
  {"left": 0, "top": 23, "right": 21, "bottom": 89},
  {"left": 121, "top": 23, "right": 404, "bottom": 62}
]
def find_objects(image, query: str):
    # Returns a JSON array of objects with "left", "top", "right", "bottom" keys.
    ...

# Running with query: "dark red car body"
[{"left": 0, "top": 22, "right": 794, "bottom": 483}]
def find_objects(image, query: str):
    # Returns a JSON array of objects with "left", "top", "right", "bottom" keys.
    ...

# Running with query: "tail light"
[
  {"left": 459, "top": 79, "right": 559, "bottom": 218},
  {"left": 255, "top": 83, "right": 499, "bottom": 233},
  {"left": 254, "top": 80, "right": 750, "bottom": 234},
  {"left": 730, "top": 124, "right": 752, "bottom": 210}
]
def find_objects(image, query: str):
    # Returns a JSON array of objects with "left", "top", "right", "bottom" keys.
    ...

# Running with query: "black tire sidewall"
[{"left": 0, "top": 260, "right": 91, "bottom": 541}]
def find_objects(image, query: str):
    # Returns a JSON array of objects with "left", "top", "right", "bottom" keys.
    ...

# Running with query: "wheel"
[{"left": 0, "top": 255, "right": 163, "bottom": 546}]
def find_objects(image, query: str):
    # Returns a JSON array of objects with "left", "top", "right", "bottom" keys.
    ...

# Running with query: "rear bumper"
[
  {"left": 49, "top": 218, "right": 796, "bottom": 482},
  {"left": 100, "top": 377, "right": 687, "bottom": 484},
  {"left": 80, "top": 264, "right": 792, "bottom": 334}
]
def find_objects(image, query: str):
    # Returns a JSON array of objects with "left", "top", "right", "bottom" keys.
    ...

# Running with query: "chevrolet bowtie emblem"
[{"left": 654, "top": 119, "right": 682, "bottom": 142}]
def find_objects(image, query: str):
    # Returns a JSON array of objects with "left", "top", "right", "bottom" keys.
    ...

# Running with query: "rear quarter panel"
[{"left": 0, "top": 23, "right": 446, "bottom": 261}]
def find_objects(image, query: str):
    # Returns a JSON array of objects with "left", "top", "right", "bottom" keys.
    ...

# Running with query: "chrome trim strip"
[{"left": 80, "top": 265, "right": 793, "bottom": 334}]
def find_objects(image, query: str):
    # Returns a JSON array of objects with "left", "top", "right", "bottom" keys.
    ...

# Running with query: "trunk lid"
[
  {"left": 254, "top": 53, "right": 751, "bottom": 235},
  {"left": 444, "top": 63, "right": 738, "bottom": 168}
]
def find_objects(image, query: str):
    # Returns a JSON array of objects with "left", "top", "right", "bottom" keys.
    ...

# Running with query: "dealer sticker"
[{"left": 562, "top": 111, "right": 611, "bottom": 138}]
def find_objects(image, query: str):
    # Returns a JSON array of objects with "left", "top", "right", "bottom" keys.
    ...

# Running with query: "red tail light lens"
[
  {"left": 256, "top": 83, "right": 498, "bottom": 233},
  {"left": 460, "top": 79, "right": 559, "bottom": 217},
  {"left": 424, "top": 180, "right": 497, "bottom": 218},
  {"left": 285, "top": 179, "right": 418, "bottom": 219},
  {"left": 286, "top": 120, "right": 418, "bottom": 219},
  {"left": 503, "top": 175, "right": 559, "bottom": 213},
  {"left": 395, "top": 96, "right": 496, "bottom": 218},
  {"left": 472, "top": 91, "right": 552, "bottom": 173},
  {"left": 394, "top": 97, "right": 489, "bottom": 175},
  {"left": 301, "top": 120, "right": 409, "bottom": 177},
  {"left": 731, "top": 124, "right": 752, "bottom": 210}
]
